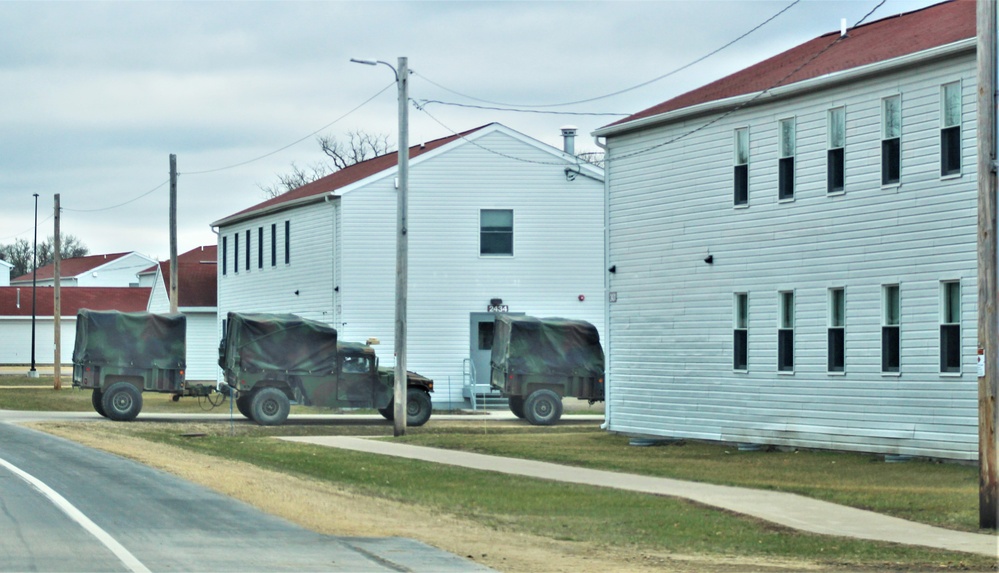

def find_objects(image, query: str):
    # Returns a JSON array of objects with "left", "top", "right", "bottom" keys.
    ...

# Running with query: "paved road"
[{"left": 0, "top": 417, "right": 491, "bottom": 572}]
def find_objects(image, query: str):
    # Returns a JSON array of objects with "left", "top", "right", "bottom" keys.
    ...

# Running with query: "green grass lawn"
[{"left": 114, "top": 422, "right": 995, "bottom": 571}]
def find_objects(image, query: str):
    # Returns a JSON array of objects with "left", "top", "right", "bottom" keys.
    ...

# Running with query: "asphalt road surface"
[{"left": 0, "top": 414, "right": 491, "bottom": 572}]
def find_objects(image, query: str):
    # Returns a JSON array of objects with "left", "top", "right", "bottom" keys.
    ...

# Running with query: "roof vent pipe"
[
  {"left": 561, "top": 125, "right": 578, "bottom": 156},
  {"left": 841, "top": 18, "right": 847, "bottom": 37}
]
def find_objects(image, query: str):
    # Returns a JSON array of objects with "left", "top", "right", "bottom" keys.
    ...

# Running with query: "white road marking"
[{"left": 0, "top": 456, "right": 151, "bottom": 573}]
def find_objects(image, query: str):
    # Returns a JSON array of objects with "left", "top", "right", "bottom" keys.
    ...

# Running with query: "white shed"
[{"left": 212, "top": 123, "right": 605, "bottom": 408}]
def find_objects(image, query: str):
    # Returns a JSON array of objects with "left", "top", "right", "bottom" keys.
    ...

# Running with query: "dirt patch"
[{"left": 32, "top": 421, "right": 838, "bottom": 573}]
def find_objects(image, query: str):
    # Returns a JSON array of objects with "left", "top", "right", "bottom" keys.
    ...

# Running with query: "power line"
[
  {"left": 63, "top": 180, "right": 169, "bottom": 213},
  {"left": 607, "top": 0, "right": 887, "bottom": 163},
  {"left": 0, "top": 213, "right": 54, "bottom": 242},
  {"left": 182, "top": 81, "right": 395, "bottom": 176},
  {"left": 416, "top": 100, "right": 628, "bottom": 117},
  {"left": 411, "top": 0, "right": 800, "bottom": 110}
]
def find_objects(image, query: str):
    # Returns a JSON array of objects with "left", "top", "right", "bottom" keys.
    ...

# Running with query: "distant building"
[
  {"left": 138, "top": 246, "right": 218, "bottom": 381},
  {"left": 594, "top": 1, "right": 978, "bottom": 459},
  {"left": 213, "top": 123, "right": 605, "bottom": 408},
  {"left": 12, "top": 252, "right": 157, "bottom": 288},
  {"left": 0, "top": 259, "right": 11, "bottom": 287}
]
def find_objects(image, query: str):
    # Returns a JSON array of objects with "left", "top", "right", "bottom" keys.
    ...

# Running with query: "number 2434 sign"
[{"left": 487, "top": 305, "right": 509, "bottom": 313}]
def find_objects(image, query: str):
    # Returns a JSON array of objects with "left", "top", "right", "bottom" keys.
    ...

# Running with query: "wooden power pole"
[
  {"left": 169, "top": 154, "right": 178, "bottom": 314},
  {"left": 976, "top": 0, "right": 998, "bottom": 531},
  {"left": 53, "top": 194, "right": 61, "bottom": 390}
]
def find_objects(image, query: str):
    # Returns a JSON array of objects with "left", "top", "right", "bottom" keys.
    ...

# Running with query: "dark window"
[
  {"left": 882, "top": 139, "right": 900, "bottom": 185},
  {"left": 481, "top": 210, "right": 513, "bottom": 256},
  {"left": 257, "top": 227, "right": 263, "bottom": 269},
  {"left": 478, "top": 321, "right": 495, "bottom": 350},
  {"left": 828, "top": 288, "right": 845, "bottom": 372},
  {"left": 284, "top": 220, "right": 290, "bottom": 264},
  {"left": 221, "top": 236, "right": 227, "bottom": 276},
  {"left": 778, "top": 157, "right": 794, "bottom": 200},
  {"left": 882, "top": 285, "right": 900, "bottom": 373},
  {"left": 827, "top": 148, "right": 844, "bottom": 193},
  {"left": 940, "top": 281, "right": 961, "bottom": 373},
  {"left": 245, "top": 230, "right": 251, "bottom": 271},
  {"left": 233, "top": 234, "right": 239, "bottom": 274},
  {"left": 734, "top": 165, "right": 748, "bottom": 206},
  {"left": 271, "top": 224, "right": 277, "bottom": 267},
  {"left": 778, "top": 291, "right": 794, "bottom": 372},
  {"left": 734, "top": 293, "right": 748, "bottom": 370},
  {"left": 882, "top": 327, "right": 900, "bottom": 372},
  {"left": 941, "top": 127, "right": 960, "bottom": 176}
]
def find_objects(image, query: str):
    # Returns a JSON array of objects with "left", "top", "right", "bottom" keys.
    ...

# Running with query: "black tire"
[
  {"left": 101, "top": 382, "right": 143, "bottom": 422},
  {"left": 91, "top": 388, "right": 108, "bottom": 418},
  {"left": 405, "top": 388, "right": 432, "bottom": 427},
  {"left": 250, "top": 387, "right": 290, "bottom": 426},
  {"left": 378, "top": 406, "right": 394, "bottom": 421},
  {"left": 236, "top": 394, "right": 253, "bottom": 420},
  {"left": 524, "top": 389, "right": 562, "bottom": 426},
  {"left": 508, "top": 395, "right": 525, "bottom": 419}
]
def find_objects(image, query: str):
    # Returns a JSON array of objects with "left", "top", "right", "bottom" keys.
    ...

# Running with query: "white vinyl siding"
[{"left": 603, "top": 52, "right": 977, "bottom": 459}]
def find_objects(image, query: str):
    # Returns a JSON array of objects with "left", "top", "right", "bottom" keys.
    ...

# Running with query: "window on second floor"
[
  {"left": 480, "top": 209, "right": 513, "bottom": 256},
  {"left": 882, "top": 95, "right": 901, "bottom": 185},
  {"left": 733, "top": 128, "right": 749, "bottom": 206},
  {"left": 778, "top": 118, "right": 795, "bottom": 200},
  {"left": 827, "top": 107, "right": 845, "bottom": 194},
  {"left": 941, "top": 82, "right": 962, "bottom": 177}
]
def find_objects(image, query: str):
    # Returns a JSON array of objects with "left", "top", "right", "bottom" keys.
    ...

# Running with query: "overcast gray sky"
[{"left": 0, "top": 0, "right": 942, "bottom": 261}]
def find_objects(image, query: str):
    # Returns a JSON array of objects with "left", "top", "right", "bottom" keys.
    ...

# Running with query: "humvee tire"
[
  {"left": 91, "top": 388, "right": 108, "bottom": 418},
  {"left": 524, "top": 389, "right": 562, "bottom": 426},
  {"left": 102, "top": 382, "right": 143, "bottom": 422},
  {"left": 235, "top": 394, "right": 253, "bottom": 419},
  {"left": 380, "top": 388, "right": 433, "bottom": 427},
  {"left": 250, "top": 387, "right": 290, "bottom": 426},
  {"left": 508, "top": 395, "right": 525, "bottom": 419}
]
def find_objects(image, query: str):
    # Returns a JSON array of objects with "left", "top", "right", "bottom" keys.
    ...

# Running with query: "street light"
[
  {"left": 29, "top": 193, "right": 38, "bottom": 378},
  {"left": 351, "top": 56, "right": 409, "bottom": 436}
]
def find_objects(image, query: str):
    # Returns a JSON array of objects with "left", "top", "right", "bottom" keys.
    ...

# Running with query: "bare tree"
[
  {"left": 0, "top": 234, "right": 89, "bottom": 278},
  {"left": 259, "top": 130, "right": 393, "bottom": 198},
  {"left": 576, "top": 150, "right": 605, "bottom": 169}
]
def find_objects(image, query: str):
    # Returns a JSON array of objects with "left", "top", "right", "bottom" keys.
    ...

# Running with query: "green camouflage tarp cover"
[
  {"left": 72, "top": 309, "right": 186, "bottom": 369},
  {"left": 491, "top": 315, "right": 603, "bottom": 377},
  {"left": 223, "top": 312, "right": 337, "bottom": 373}
]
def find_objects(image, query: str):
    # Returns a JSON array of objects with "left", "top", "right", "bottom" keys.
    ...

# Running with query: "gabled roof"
[
  {"left": 140, "top": 245, "right": 218, "bottom": 308},
  {"left": 214, "top": 125, "right": 491, "bottom": 227},
  {"left": 600, "top": 0, "right": 974, "bottom": 134},
  {"left": 13, "top": 252, "right": 131, "bottom": 283},
  {"left": 0, "top": 286, "right": 151, "bottom": 317}
]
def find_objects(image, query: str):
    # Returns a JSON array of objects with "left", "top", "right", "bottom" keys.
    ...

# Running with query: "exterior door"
[{"left": 469, "top": 312, "right": 523, "bottom": 386}]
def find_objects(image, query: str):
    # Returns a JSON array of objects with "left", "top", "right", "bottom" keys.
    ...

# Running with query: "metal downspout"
[{"left": 596, "top": 135, "right": 611, "bottom": 431}]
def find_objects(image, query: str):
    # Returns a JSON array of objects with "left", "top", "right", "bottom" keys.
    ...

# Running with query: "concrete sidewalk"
[{"left": 282, "top": 435, "right": 999, "bottom": 559}]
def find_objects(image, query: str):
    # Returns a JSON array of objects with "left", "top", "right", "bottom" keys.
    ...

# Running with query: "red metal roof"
[
  {"left": 139, "top": 245, "right": 218, "bottom": 308},
  {"left": 12, "top": 252, "right": 131, "bottom": 283},
  {"left": 218, "top": 125, "right": 490, "bottom": 224},
  {"left": 0, "top": 286, "right": 151, "bottom": 317},
  {"left": 607, "top": 0, "right": 975, "bottom": 129}
]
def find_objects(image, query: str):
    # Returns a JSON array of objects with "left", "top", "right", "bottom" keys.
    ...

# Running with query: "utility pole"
[
  {"left": 976, "top": 0, "right": 998, "bottom": 531},
  {"left": 53, "top": 194, "right": 61, "bottom": 390},
  {"left": 169, "top": 154, "right": 178, "bottom": 314},
  {"left": 393, "top": 56, "right": 409, "bottom": 437},
  {"left": 28, "top": 193, "right": 38, "bottom": 379}
]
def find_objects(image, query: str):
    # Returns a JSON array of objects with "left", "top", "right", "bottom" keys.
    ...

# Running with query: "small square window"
[{"left": 481, "top": 209, "right": 513, "bottom": 256}]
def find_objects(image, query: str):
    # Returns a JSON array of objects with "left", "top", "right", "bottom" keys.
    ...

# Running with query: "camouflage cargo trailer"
[
  {"left": 72, "top": 309, "right": 213, "bottom": 421},
  {"left": 490, "top": 315, "right": 604, "bottom": 425},
  {"left": 218, "top": 312, "right": 433, "bottom": 426}
]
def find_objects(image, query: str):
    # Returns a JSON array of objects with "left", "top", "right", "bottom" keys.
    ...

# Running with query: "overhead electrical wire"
[
  {"left": 0, "top": 213, "right": 55, "bottom": 242},
  {"left": 415, "top": 100, "right": 629, "bottom": 117},
  {"left": 607, "top": 0, "right": 888, "bottom": 163},
  {"left": 411, "top": 0, "right": 801, "bottom": 110}
]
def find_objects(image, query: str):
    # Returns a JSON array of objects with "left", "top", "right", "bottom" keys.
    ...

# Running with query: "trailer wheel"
[
  {"left": 406, "top": 388, "right": 432, "bottom": 427},
  {"left": 250, "top": 387, "right": 290, "bottom": 426},
  {"left": 508, "top": 396, "right": 525, "bottom": 419},
  {"left": 377, "top": 406, "right": 393, "bottom": 421},
  {"left": 236, "top": 394, "right": 253, "bottom": 419},
  {"left": 91, "top": 388, "right": 108, "bottom": 418},
  {"left": 524, "top": 389, "right": 562, "bottom": 426},
  {"left": 101, "top": 382, "right": 142, "bottom": 422}
]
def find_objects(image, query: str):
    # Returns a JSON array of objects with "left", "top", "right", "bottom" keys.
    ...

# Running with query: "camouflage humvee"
[
  {"left": 218, "top": 312, "right": 433, "bottom": 426},
  {"left": 490, "top": 315, "right": 604, "bottom": 425},
  {"left": 72, "top": 309, "right": 214, "bottom": 421}
]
